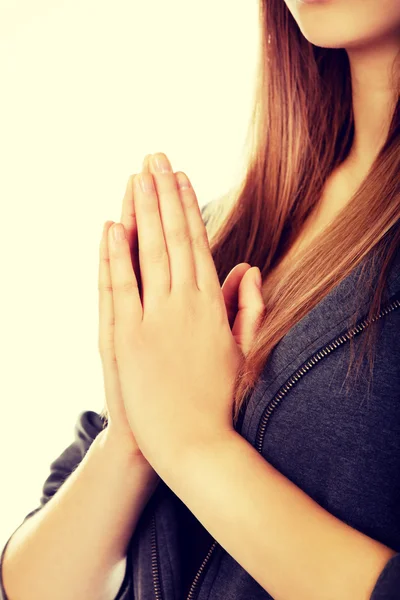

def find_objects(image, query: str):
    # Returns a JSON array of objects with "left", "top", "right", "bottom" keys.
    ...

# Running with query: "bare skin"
[
  {"left": 284, "top": 0, "right": 400, "bottom": 169},
  {"left": 273, "top": 0, "right": 400, "bottom": 288},
  {"left": 261, "top": 165, "right": 356, "bottom": 293}
]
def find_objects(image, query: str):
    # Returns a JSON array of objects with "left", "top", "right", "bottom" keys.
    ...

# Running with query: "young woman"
[{"left": 1, "top": 1, "right": 400, "bottom": 599}]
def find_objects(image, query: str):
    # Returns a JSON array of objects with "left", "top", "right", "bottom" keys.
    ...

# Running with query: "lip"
[{"left": 297, "top": 0, "right": 330, "bottom": 4}]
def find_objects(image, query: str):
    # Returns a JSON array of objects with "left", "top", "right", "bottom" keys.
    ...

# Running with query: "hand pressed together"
[{"left": 100, "top": 153, "right": 265, "bottom": 473}]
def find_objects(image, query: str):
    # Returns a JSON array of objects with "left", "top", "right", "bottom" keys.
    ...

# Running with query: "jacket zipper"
[
  {"left": 151, "top": 509, "right": 219, "bottom": 600},
  {"left": 151, "top": 295, "right": 400, "bottom": 600},
  {"left": 255, "top": 296, "right": 400, "bottom": 453},
  {"left": 151, "top": 514, "right": 163, "bottom": 600},
  {"left": 185, "top": 540, "right": 219, "bottom": 600}
]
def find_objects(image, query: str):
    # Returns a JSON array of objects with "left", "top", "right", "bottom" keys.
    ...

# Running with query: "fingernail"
[
  {"left": 103, "top": 221, "right": 113, "bottom": 234},
  {"left": 143, "top": 154, "right": 152, "bottom": 170},
  {"left": 139, "top": 173, "right": 155, "bottom": 193},
  {"left": 152, "top": 153, "right": 172, "bottom": 173},
  {"left": 177, "top": 172, "right": 191, "bottom": 190},
  {"left": 113, "top": 223, "right": 125, "bottom": 242}
]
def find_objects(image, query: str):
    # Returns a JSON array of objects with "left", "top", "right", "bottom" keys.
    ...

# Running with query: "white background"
[{"left": 0, "top": 0, "right": 259, "bottom": 547}]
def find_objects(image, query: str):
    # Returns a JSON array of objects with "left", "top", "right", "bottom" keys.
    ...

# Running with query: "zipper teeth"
[
  {"left": 255, "top": 297, "right": 400, "bottom": 454},
  {"left": 151, "top": 515, "right": 219, "bottom": 600},
  {"left": 151, "top": 514, "right": 163, "bottom": 600},
  {"left": 186, "top": 540, "right": 219, "bottom": 600}
]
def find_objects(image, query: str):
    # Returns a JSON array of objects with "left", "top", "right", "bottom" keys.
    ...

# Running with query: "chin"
[{"left": 284, "top": 0, "right": 400, "bottom": 51}]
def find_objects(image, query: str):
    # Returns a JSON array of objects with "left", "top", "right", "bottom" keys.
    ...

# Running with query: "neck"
[{"left": 345, "top": 34, "right": 400, "bottom": 173}]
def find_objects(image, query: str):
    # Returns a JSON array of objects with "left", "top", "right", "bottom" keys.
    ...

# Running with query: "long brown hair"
[
  {"left": 205, "top": 0, "right": 400, "bottom": 425},
  {"left": 100, "top": 0, "right": 400, "bottom": 429}
]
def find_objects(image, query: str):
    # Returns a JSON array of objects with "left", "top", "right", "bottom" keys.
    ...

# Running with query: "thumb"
[
  {"left": 238, "top": 266, "right": 264, "bottom": 310},
  {"left": 232, "top": 267, "right": 266, "bottom": 357}
]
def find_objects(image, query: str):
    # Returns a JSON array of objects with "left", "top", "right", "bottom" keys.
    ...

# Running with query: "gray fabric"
[{"left": 1, "top": 210, "right": 400, "bottom": 599}]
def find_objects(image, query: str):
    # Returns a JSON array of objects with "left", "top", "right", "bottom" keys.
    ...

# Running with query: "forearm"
[
  {"left": 164, "top": 431, "right": 396, "bottom": 600},
  {"left": 2, "top": 428, "right": 159, "bottom": 600}
]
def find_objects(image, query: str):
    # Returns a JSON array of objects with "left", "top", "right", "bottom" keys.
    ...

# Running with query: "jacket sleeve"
[
  {"left": 369, "top": 552, "right": 400, "bottom": 599},
  {"left": 0, "top": 410, "right": 132, "bottom": 600}
]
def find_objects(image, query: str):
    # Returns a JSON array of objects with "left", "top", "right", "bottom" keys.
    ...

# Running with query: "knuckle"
[
  {"left": 168, "top": 226, "right": 191, "bottom": 245},
  {"left": 191, "top": 231, "right": 210, "bottom": 251},
  {"left": 98, "top": 345, "right": 118, "bottom": 365},
  {"left": 144, "top": 244, "right": 168, "bottom": 264},
  {"left": 101, "top": 314, "right": 115, "bottom": 329},
  {"left": 98, "top": 281, "right": 113, "bottom": 293},
  {"left": 114, "top": 279, "right": 138, "bottom": 294},
  {"left": 98, "top": 324, "right": 116, "bottom": 347},
  {"left": 99, "top": 255, "right": 111, "bottom": 270}
]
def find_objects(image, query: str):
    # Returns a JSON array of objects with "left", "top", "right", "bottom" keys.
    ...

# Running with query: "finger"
[
  {"left": 132, "top": 171, "right": 171, "bottom": 305},
  {"left": 119, "top": 155, "right": 152, "bottom": 235},
  {"left": 98, "top": 220, "right": 126, "bottom": 424},
  {"left": 98, "top": 220, "right": 117, "bottom": 356},
  {"left": 232, "top": 267, "right": 265, "bottom": 357},
  {"left": 120, "top": 154, "right": 152, "bottom": 298},
  {"left": 221, "top": 263, "right": 252, "bottom": 328},
  {"left": 174, "top": 171, "right": 221, "bottom": 296},
  {"left": 120, "top": 152, "right": 153, "bottom": 245},
  {"left": 108, "top": 222, "right": 142, "bottom": 337},
  {"left": 119, "top": 175, "right": 143, "bottom": 297},
  {"left": 147, "top": 153, "right": 196, "bottom": 288},
  {"left": 120, "top": 175, "right": 137, "bottom": 246},
  {"left": 142, "top": 154, "right": 152, "bottom": 172}
]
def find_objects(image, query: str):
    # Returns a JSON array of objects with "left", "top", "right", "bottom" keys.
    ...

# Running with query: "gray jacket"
[{"left": 1, "top": 208, "right": 400, "bottom": 600}]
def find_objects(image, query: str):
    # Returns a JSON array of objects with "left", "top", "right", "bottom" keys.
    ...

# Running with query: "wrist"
[
  {"left": 156, "top": 427, "right": 239, "bottom": 483},
  {"left": 99, "top": 426, "right": 159, "bottom": 476},
  {"left": 96, "top": 428, "right": 161, "bottom": 505}
]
